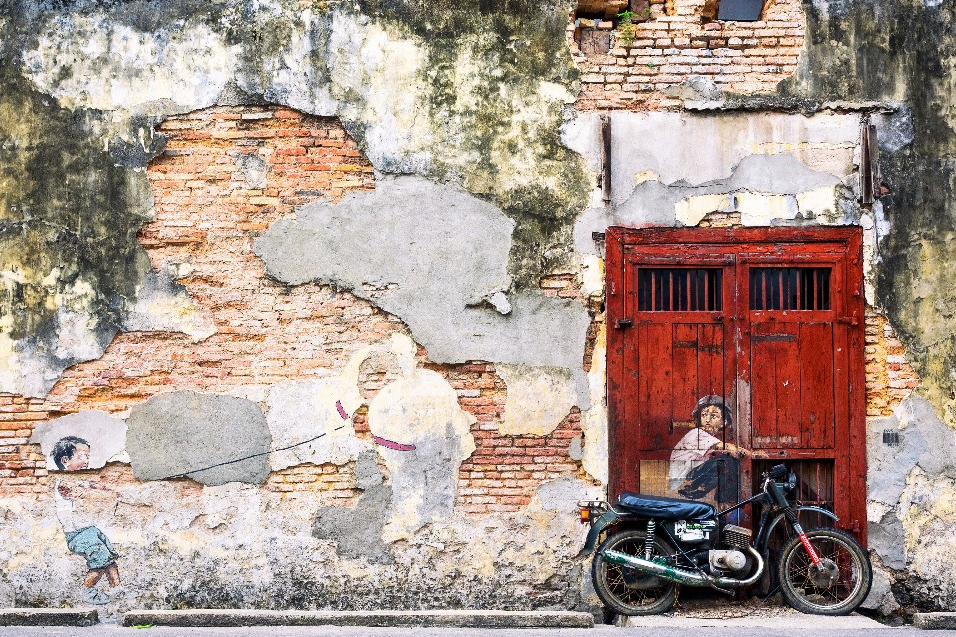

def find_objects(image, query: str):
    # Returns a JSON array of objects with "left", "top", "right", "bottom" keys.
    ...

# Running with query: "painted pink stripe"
[{"left": 372, "top": 435, "right": 416, "bottom": 451}]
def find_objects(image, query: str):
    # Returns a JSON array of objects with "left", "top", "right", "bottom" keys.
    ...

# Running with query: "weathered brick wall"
[
  {"left": 0, "top": 105, "right": 587, "bottom": 511},
  {"left": 570, "top": 0, "right": 806, "bottom": 110},
  {"left": 865, "top": 308, "right": 921, "bottom": 417}
]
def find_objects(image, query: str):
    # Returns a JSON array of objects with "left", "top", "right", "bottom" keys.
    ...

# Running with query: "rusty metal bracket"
[{"left": 601, "top": 114, "right": 612, "bottom": 205}]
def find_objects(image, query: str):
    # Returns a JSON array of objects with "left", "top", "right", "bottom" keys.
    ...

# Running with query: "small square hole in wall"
[{"left": 717, "top": 0, "right": 765, "bottom": 21}]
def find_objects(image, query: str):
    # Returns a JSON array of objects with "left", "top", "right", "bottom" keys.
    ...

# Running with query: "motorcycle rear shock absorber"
[{"left": 645, "top": 520, "right": 656, "bottom": 560}]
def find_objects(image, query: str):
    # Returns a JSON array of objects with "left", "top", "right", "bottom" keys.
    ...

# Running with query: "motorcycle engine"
[{"left": 709, "top": 549, "right": 748, "bottom": 572}]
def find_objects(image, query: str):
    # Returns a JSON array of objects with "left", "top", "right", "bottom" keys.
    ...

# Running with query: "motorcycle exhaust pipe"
[{"left": 601, "top": 546, "right": 764, "bottom": 588}]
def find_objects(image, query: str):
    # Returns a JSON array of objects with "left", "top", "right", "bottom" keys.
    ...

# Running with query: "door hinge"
[
  {"left": 837, "top": 314, "right": 859, "bottom": 326},
  {"left": 615, "top": 319, "right": 633, "bottom": 329}
]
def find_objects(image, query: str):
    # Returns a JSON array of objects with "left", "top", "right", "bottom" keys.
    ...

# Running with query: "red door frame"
[{"left": 606, "top": 226, "right": 866, "bottom": 544}]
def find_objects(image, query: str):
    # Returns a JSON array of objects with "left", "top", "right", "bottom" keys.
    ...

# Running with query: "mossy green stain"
[
  {"left": 0, "top": 65, "right": 151, "bottom": 364},
  {"left": 778, "top": 2, "right": 956, "bottom": 426},
  {"left": 355, "top": 0, "right": 591, "bottom": 287}
]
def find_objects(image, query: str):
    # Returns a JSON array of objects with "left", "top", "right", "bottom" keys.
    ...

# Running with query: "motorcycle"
[{"left": 579, "top": 464, "right": 872, "bottom": 616}]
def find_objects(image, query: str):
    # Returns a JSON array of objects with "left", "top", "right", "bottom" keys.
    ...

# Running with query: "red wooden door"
[{"left": 607, "top": 228, "right": 866, "bottom": 543}]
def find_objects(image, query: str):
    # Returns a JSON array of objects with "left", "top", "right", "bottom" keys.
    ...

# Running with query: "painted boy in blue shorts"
[{"left": 51, "top": 436, "right": 121, "bottom": 605}]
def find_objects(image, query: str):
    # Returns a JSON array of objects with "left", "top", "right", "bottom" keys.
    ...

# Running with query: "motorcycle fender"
[
  {"left": 760, "top": 506, "right": 838, "bottom": 549},
  {"left": 583, "top": 510, "right": 621, "bottom": 554}
]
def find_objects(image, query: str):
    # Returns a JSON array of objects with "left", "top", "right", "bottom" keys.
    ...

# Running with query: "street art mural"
[
  {"left": 668, "top": 395, "right": 742, "bottom": 506},
  {"left": 51, "top": 437, "right": 121, "bottom": 605}
]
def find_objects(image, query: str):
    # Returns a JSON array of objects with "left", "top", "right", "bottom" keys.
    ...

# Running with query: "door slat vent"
[
  {"left": 637, "top": 268, "right": 722, "bottom": 312},
  {"left": 750, "top": 267, "right": 831, "bottom": 311}
]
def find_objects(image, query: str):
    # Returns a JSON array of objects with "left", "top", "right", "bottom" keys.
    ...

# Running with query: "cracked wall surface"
[
  {"left": 255, "top": 176, "right": 592, "bottom": 403},
  {"left": 1, "top": 0, "right": 956, "bottom": 617}
]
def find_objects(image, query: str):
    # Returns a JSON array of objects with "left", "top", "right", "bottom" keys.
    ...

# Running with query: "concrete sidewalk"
[
  {"left": 121, "top": 609, "right": 595, "bottom": 628},
  {"left": 619, "top": 612, "right": 888, "bottom": 629}
]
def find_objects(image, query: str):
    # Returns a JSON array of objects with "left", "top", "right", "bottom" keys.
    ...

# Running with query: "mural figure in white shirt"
[
  {"left": 51, "top": 436, "right": 121, "bottom": 605},
  {"left": 668, "top": 395, "right": 745, "bottom": 506}
]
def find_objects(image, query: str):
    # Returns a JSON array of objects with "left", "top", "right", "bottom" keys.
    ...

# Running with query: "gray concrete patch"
[
  {"left": 0, "top": 608, "right": 98, "bottom": 626},
  {"left": 867, "top": 397, "right": 956, "bottom": 570},
  {"left": 30, "top": 410, "right": 127, "bottom": 471},
  {"left": 862, "top": 564, "right": 901, "bottom": 615},
  {"left": 120, "top": 610, "right": 594, "bottom": 628},
  {"left": 312, "top": 483, "right": 393, "bottom": 564},
  {"left": 126, "top": 391, "right": 271, "bottom": 485},
  {"left": 914, "top": 612, "right": 956, "bottom": 629},
  {"left": 255, "top": 176, "right": 591, "bottom": 405},
  {"left": 354, "top": 449, "right": 383, "bottom": 490}
]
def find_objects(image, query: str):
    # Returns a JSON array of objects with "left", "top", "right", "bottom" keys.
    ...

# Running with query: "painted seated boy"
[{"left": 51, "top": 436, "right": 121, "bottom": 606}]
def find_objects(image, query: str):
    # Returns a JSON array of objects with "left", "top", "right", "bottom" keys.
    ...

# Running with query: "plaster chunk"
[
  {"left": 737, "top": 192, "right": 800, "bottom": 225},
  {"left": 121, "top": 269, "right": 216, "bottom": 341},
  {"left": 265, "top": 348, "right": 370, "bottom": 471},
  {"left": 22, "top": 15, "right": 235, "bottom": 113},
  {"left": 255, "top": 176, "right": 591, "bottom": 404},
  {"left": 675, "top": 193, "right": 733, "bottom": 226},
  {"left": 795, "top": 186, "right": 838, "bottom": 218},
  {"left": 366, "top": 335, "right": 476, "bottom": 543},
  {"left": 580, "top": 325, "right": 609, "bottom": 484},
  {"left": 30, "top": 411, "right": 128, "bottom": 471},
  {"left": 497, "top": 365, "right": 575, "bottom": 436},
  {"left": 562, "top": 111, "right": 860, "bottom": 205},
  {"left": 532, "top": 478, "right": 602, "bottom": 514},
  {"left": 126, "top": 391, "right": 271, "bottom": 486}
]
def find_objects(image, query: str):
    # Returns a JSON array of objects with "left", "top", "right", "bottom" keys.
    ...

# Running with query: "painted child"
[
  {"left": 668, "top": 395, "right": 744, "bottom": 504},
  {"left": 51, "top": 436, "right": 121, "bottom": 605}
]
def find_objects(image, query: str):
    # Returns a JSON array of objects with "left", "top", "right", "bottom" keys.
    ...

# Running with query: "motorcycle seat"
[{"left": 616, "top": 491, "right": 716, "bottom": 521}]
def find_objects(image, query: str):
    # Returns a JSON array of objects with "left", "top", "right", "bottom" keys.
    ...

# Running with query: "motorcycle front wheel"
[
  {"left": 777, "top": 527, "right": 872, "bottom": 615},
  {"left": 592, "top": 529, "right": 677, "bottom": 616}
]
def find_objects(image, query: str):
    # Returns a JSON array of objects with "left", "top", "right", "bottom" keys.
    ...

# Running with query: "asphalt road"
[{"left": 0, "top": 625, "right": 951, "bottom": 637}]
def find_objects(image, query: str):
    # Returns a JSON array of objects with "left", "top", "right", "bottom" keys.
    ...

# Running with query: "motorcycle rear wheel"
[
  {"left": 592, "top": 528, "right": 677, "bottom": 616},
  {"left": 777, "top": 527, "right": 872, "bottom": 615}
]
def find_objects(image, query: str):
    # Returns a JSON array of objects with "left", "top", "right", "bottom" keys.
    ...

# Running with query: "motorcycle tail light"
[{"left": 580, "top": 507, "right": 590, "bottom": 524}]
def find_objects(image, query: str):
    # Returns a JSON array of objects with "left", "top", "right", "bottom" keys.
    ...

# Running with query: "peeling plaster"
[
  {"left": 266, "top": 348, "right": 370, "bottom": 471},
  {"left": 366, "top": 334, "right": 476, "bottom": 543},
  {"left": 561, "top": 111, "right": 860, "bottom": 209},
  {"left": 497, "top": 365, "right": 575, "bottom": 436},
  {"left": 580, "top": 324, "right": 608, "bottom": 485},
  {"left": 255, "top": 176, "right": 592, "bottom": 404},
  {"left": 22, "top": 15, "right": 235, "bottom": 114},
  {"left": 867, "top": 397, "right": 956, "bottom": 608},
  {"left": 574, "top": 153, "right": 849, "bottom": 257},
  {"left": 121, "top": 269, "right": 216, "bottom": 341},
  {"left": 30, "top": 411, "right": 128, "bottom": 471}
]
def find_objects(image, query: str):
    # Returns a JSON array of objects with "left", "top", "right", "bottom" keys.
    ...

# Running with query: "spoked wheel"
[
  {"left": 777, "top": 527, "right": 872, "bottom": 615},
  {"left": 592, "top": 529, "right": 677, "bottom": 616}
]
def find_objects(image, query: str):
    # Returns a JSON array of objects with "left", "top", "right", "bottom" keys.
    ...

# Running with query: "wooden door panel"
[
  {"left": 607, "top": 227, "right": 865, "bottom": 541},
  {"left": 636, "top": 322, "right": 674, "bottom": 451},
  {"left": 636, "top": 322, "right": 728, "bottom": 451},
  {"left": 750, "top": 322, "right": 835, "bottom": 449},
  {"left": 800, "top": 323, "right": 836, "bottom": 449}
]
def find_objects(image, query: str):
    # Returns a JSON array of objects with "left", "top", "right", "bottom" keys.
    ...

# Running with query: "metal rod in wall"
[{"left": 601, "top": 114, "right": 612, "bottom": 205}]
